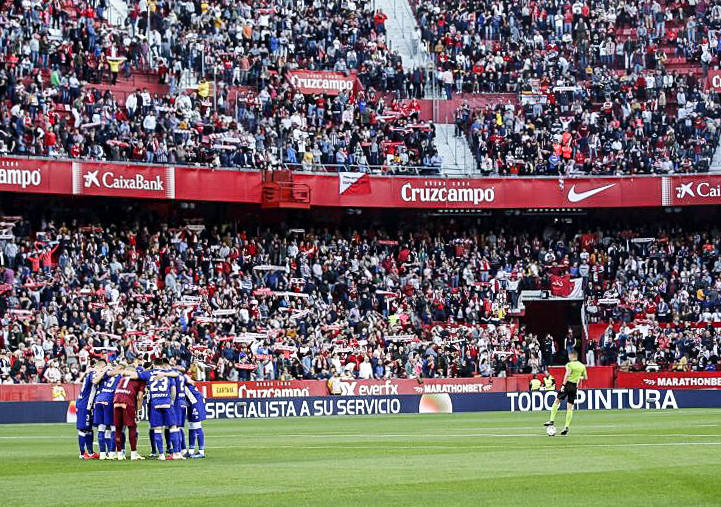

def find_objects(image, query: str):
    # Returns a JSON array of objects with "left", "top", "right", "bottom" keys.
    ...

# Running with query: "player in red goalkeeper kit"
[{"left": 113, "top": 372, "right": 146, "bottom": 460}]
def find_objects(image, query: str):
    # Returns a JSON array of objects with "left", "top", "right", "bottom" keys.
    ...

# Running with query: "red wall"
[
  {"left": 0, "top": 376, "right": 534, "bottom": 402},
  {"left": 547, "top": 366, "right": 615, "bottom": 389},
  {"left": 6, "top": 156, "right": 721, "bottom": 210},
  {"left": 617, "top": 371, "right": 721, "bottom": 389},
  {"left": 0, "top": 383, "right": 80, "bottom": 402},
  {"left": 8, "top": 367, "right": 705, "bottom": 402}
]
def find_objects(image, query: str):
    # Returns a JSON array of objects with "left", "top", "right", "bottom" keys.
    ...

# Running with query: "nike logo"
[{"left": 567, "top": 183, "right": 616, "bottom": 203}]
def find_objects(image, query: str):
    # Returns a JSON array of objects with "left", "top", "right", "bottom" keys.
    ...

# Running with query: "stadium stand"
[
  {"left": 413, "top": 0, "right": 721, "bottom": 174},
  {"left": 0, "top": 0, "right": 719, "bottom": 174},
  {"left": 0, "top": 0, "right": 448, "bottom": 173},
  {"left": 590, "top": 322, "right": 721, "bottom": 372},
  {"left": 1, "top": 208, "right": 721, "bottom": 384},
  {"left": 0, "top": 0, "right": 720, "bottom": 384}
]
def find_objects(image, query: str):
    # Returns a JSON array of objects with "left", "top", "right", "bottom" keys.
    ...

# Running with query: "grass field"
[{"left": 1, "top": 409, "right": 721, "bottom": 506}]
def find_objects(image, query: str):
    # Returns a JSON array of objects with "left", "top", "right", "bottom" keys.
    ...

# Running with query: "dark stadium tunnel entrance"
[{"left": 521, "top": 299, "right": 584, "bottom": 364}]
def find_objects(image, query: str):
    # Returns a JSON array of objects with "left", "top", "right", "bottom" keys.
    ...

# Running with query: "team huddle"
[
  {"left": 74, "top": 357, "right": 206, "bottom": 460},
  {"left": 71, "top": 350, "right": 585, "bottom": 455}
]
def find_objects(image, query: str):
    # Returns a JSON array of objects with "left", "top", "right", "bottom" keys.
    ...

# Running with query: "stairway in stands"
[
  {"left": 376, "top": 0, "right": 477, "bottom": 174},
  {"left": 711, "top": 147, "right": 721, "bottom": 172},
  {"left": 375, "top": 0, "right": 431, "bottom": 73},
  {"left": 105, "top": 0, "right": 128, "bottom": 26},
  {"left": 433, "top": 124, "right": 475, "bottom": 177}
]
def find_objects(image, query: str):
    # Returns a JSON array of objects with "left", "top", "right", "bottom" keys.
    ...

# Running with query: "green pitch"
[{"left": 1, "top": 409, "right": 720, "bottom": 506}]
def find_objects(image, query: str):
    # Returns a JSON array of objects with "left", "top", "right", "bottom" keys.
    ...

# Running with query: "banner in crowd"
[
  {"left": 72, "top": 162, "right": 175, "bottom": 199},
  {"left": 616, "top": 371, "right": 721, "bottom": 389},
  {"left": 549, "top": 275, "right": 583, "bottom": 298},
  {"left": 0, "top": 383, "right": 80, "bottom": 402},
  {"left": 286, "top": 70, "right": 359, "bottom": 96},
  {"left": 339, "top": 172, "right": 371, "bottom": 195},
  {"left": 195, "top": 377, "right": 531, "bottom": 400},
  {"left": 519, "top": 93, "right": 548, "bottom": 105},
  {"left": 706, "top": 70, "right": 721, "bottom": 92},
  {"left": 0, "top": 157, "right": 71, "bottom": 195},
  {"left": 8, "top": 157, "right": 721, "bottom": 209}
]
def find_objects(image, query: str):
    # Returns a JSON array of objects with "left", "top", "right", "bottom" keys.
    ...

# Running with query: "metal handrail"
[{"left": 0, "top": 154, "right": 714, "bottom": 181}]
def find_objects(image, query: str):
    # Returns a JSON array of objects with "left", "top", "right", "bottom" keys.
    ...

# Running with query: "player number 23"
[{"left": 150, "top": 376, "right": 169, "bottom": 392}]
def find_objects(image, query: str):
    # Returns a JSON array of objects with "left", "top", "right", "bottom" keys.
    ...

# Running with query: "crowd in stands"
[
  {"left": 582, "top": 227, "right": 721, "bottom": 370},
  {"left": 439, "top": 0, "right": 721, "bottom": 175},
  {"left": 0, "top": 0, "right": 441, "bottom": 172},
  {"left": 0, "top": 215, "right": 541, "bottom": 384},
  {"left": 589, "top": 322, "right": 721, "bottom": 373},
  {"left": 0, "top": 0, "right": 719, "bottom": 174},
  {"left": 455, "top": 67, "right": 721, "bottom": 175},
  {"left": 417, "top": 0, "right": 721, "bottom": 94},
  {"left": 0, "top": 212, "right": 721, "bottom": 383}
]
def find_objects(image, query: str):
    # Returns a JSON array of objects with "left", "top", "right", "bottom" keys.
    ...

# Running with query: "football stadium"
[{"left": 2, "top": 0, "right": 721, "bottom": 505}]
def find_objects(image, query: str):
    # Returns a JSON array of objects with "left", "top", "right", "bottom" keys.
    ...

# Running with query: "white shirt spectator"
[
  {"left": 358, "top": 357, "right": 373, "bottom": 379},
  {"left": 143, "top": 113, "right": 157, "bottom": 131}
]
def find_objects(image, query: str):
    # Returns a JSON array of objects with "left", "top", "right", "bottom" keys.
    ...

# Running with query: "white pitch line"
[
  {"left": 206, "top": 441, "right": 721, "bottom": 451},
  {"left": 210, "top": 421, "right": 721, "bottom": 437},
  {"left": 2, "top": 430, "right": 721, "bottom": 441},
  {"left": 212, "top": 431, "right": 721, "bottom": 439},
  {"left": 205, "top": 445, "right": 466, "bottom": 450},
  {"left": 575, "top": 441, "right": 721, "bottom": 448}
]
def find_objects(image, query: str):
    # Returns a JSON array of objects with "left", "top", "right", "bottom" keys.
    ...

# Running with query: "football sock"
[
  {"left": 129, "top": 427, "right": 138, "bottom": 452},
  {"left": 197, "top": 428, "right": 205, "bottom": 450},
  {"left": 115, "top": 427, "right": 123, "bottom": 452},
  {"left": 97, "top": 425, "right": 107, "bottom": 453},
  {"left": 164, "top": 428, "right": 171, "bottom": 450},
  {"left": 149, "top": 429, "right": 157, "bottom": 453},
  {"left": 179, "top": 430, "right": 186, "bottom": 451},
  {"left": 188, "top": 428, "right": 197, "bottom": 450},
  {"left": 550, "top": 403, "right": 559, "bottom": 423},
  {"left": 154, "top": 430, "right": 164, "bottom": 455},
  {"left": 85, "top": 430, "right": 94, "bottom": 453},
  {"left": 565, "top": 408, "right": 574, "bottom": 428},
  {"left": 78, "top": 431, "right": 87, "bottom": 454},
  {"left": 106, "top": 427, "right": 115, "bottom": 452},
  {"left": 170, "top": 429, "right": 180, "bottom": 453}
]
